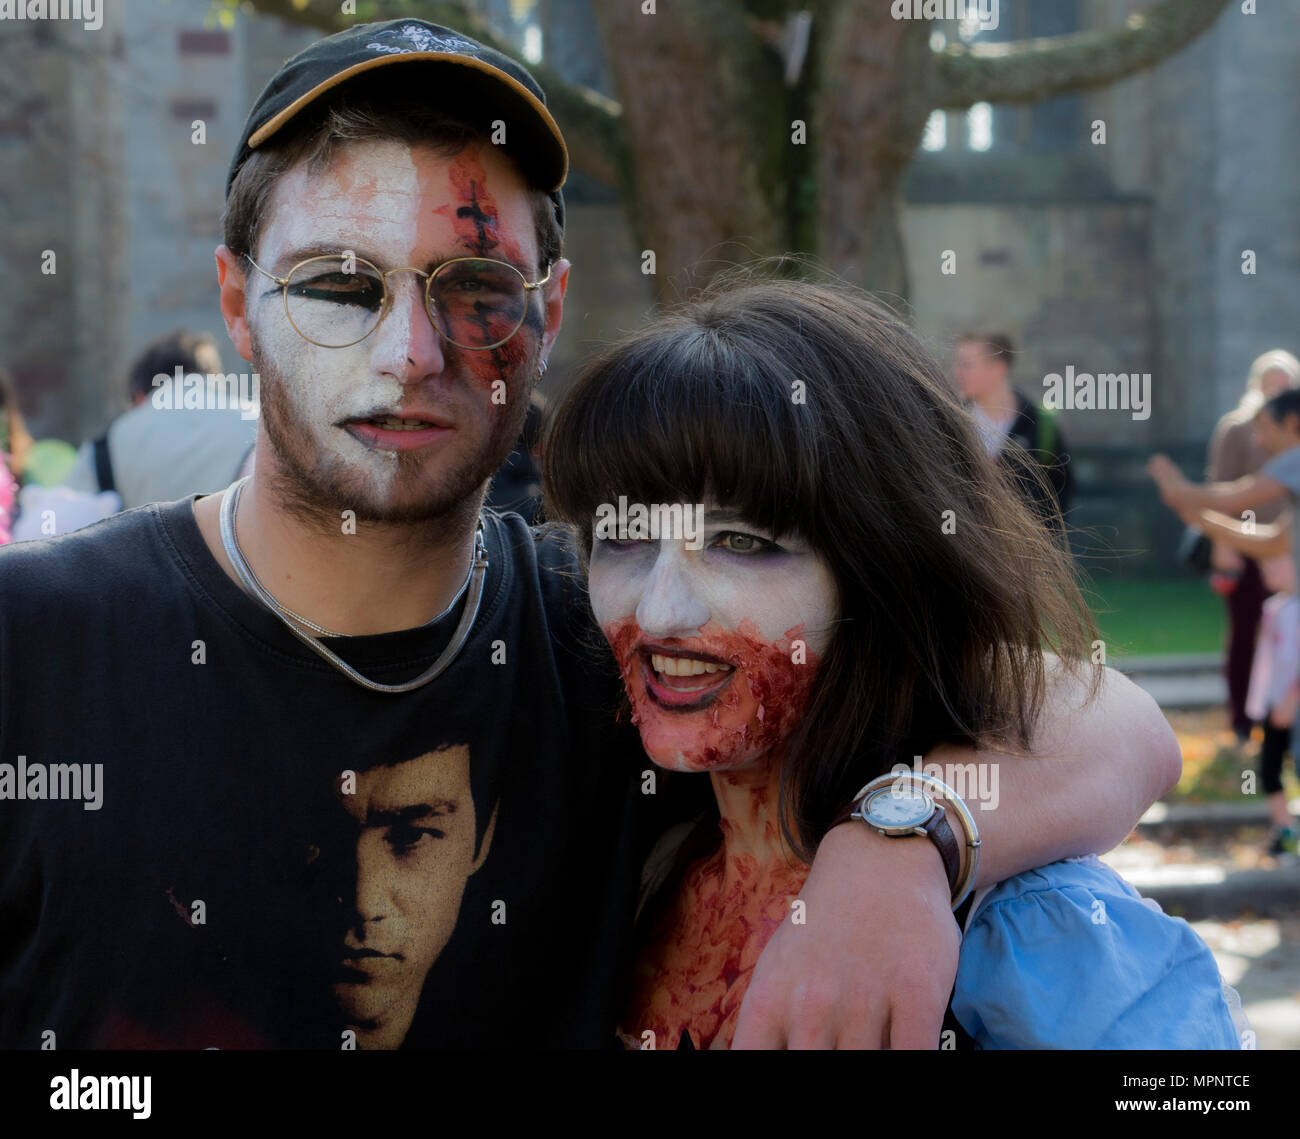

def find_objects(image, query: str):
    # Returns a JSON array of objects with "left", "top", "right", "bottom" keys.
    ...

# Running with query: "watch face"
[{"left": 864, "top": 787, "right": 933, "bottom": 829}]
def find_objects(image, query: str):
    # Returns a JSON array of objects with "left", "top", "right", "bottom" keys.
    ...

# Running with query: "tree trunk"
[
  {"left": 593, "top": 0, "right": 782, "bottom": 301},
  {"left": 815, "top": 6, "right": 934, "bottom": 302}
]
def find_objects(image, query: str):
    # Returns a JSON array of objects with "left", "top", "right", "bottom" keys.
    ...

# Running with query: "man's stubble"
[{"left": 251, "top": 328, "right": 534, "bottom": 531}]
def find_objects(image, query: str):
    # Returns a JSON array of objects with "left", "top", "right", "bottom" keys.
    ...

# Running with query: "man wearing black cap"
[{"left": 0, "top": 19, "right": 1179, "bottom": 1050}]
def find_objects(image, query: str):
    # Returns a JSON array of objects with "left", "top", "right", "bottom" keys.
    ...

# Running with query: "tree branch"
[
  {"left": 230, "top": 0, "right": 625, "bottom": 186},
  {"left": 934, "top": 0, "right": 1233, "bottom": 109}
]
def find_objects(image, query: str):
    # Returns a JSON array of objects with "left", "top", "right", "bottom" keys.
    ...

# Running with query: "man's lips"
[
  {"left": 336, "top": 947, "right": 403, "bottom": 981},
  {"left": 340, "top": 947, "right": 402, "bottom": 960},
  {"left": 637, "top": 643, "right": 736, "bottom": 710},
  {"left": 340, "top": 409, "right": 454, "bottom": 453}
]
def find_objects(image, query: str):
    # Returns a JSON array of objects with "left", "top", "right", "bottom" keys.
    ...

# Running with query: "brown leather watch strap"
[
  {"left": 832, "top": 792, "right": 963, "bottom": 899},
  {"left": 920, "top": 804, "right": 962, "bottom": 897}
]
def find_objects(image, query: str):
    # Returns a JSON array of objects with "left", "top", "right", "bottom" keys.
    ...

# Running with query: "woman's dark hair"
[{"left": 542, "top": 271, "right": 1102, "bottom": 861}]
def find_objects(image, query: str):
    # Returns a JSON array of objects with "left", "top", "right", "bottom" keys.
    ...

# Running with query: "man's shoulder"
[
  {"left": 1260, "top": 443, "right": 1300, "bottom": 486},
  {"left": 0, "top": 501, "right": 177, "bottom": 605},
  {"left": 486, "top": 509, "right": 587, "bottom": 614}
]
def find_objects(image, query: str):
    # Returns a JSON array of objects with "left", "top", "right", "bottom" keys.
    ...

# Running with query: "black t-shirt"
[{"left": 0, "top": 498, "right": 685, "bottom": 1048}]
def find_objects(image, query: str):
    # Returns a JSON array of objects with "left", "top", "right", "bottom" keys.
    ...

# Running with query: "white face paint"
[
  {"left": 255, "top": 142, "right": 418, "bottom": 491},
  {"left": 246, "top": 137, "right": 544, "bottom": 521},
  {"left": 589, "top": 504, "right": 839, "bottom": 773}
]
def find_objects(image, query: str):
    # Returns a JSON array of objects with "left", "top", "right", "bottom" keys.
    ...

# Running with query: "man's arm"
[
  {"left": 1196, "top": 508, "right": 1292, "bottom": 560},
  {"left": 734, "top": 661, "right": 1179, "bottom": 1049},
  {"left": 1148, "top": 453, "right": 1289, "bottom": 515},
  {"left": 932, "top": 660, "right": 1177, "bottom": 885}
]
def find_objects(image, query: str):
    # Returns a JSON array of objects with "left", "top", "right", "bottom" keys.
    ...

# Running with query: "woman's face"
[{"left": 589, "top": 504, "right": 839, "bottom": 774}]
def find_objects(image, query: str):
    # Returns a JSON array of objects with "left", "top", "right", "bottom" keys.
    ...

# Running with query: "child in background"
[{"left": 1245, "top": 553, "right": 1300, "bottom": 854}]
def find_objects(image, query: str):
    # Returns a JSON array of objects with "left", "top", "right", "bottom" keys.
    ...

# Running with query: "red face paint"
[
  {"left": 430, "top": 152, "right": 529, "bottom": 266},
  {"left": 602, "top": 617, "right": 820, "bottom": 773},
  {"left": 426, "top": 151, "right": 541, "bottom": 392}
]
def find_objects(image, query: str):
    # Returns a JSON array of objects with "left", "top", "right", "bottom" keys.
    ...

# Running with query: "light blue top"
[
  {"left": 951, "top": 855, "right": 1244, "bottom": 1049},
  {"left": 1261, "top": 444, "right": 1300, "bottom": 597}
]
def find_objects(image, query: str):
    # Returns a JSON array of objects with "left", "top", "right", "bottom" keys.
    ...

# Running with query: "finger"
[
  {"left": 783, "top": 994, "right": 841, "bottom": 1050},
  {"left": 832, "top": 1004, "right": 890, "bottom": 1050},
  {"left": 884, "top": 996, "right": 947, "bottom": 1050},
  {"left": 731, "top": 993, "right": 787, "bottom": 1050}
]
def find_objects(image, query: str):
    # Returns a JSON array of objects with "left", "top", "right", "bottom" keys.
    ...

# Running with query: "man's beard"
[{"left": 251, "top": 334, "right": 532, "bottom": 530}]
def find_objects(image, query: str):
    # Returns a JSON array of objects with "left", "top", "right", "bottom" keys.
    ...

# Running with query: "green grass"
[{"left": 1081, "top": 577, "right": 1225, "bottom": 657}]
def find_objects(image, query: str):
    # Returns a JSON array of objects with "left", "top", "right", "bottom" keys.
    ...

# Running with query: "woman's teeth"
[
  {"left": 650, "top": 653, "right": 732, "bottom": 677},
  {"left": 370, "top": 417, "right": 431, "bottom": 431}
]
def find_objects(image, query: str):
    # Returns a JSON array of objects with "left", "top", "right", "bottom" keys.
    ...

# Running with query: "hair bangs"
[{"left": 544, "top": 319, "right": 821, "bottom": 543}]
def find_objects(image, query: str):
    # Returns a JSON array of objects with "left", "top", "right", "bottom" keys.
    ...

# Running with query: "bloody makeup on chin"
[{"left": 602, "top": 617, "right": 820, "bottom": 772}]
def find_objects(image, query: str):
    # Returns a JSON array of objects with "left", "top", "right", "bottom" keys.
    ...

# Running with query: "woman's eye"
[
  {"left": 712, "top": 531, "right": 776, "bottom": 554},
  {"left": 592, "top": 535, "right": 652, "bottom": 552}
]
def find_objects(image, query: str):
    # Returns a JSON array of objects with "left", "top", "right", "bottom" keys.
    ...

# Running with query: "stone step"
[
  {"left": 1136, "top": 797, "right": 1300, "bottom": 836},
  {"left": 1101, "top": 850, "right": 1300, "bottom": 921},
  {"left": 1112, "top": 653, "right": 1226, "bottom": 708}
]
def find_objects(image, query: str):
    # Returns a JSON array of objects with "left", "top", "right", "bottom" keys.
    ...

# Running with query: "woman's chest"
[{"left": 626, "top": 854, "right": 809, "bottom": 1049}]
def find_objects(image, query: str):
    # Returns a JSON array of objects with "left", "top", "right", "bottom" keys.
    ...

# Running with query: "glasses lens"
[
  {"left": 429, "top": 259, "right": 528, "bottom": 349},
  {"left": 283, "top": 256, "right": 385, "bottom": 348}
]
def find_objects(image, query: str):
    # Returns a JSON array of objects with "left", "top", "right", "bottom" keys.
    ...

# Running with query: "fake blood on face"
[
  {"left": 602, "top": 615, "right": 824, "bottom": 1048},
  {"left": 601, "top": 616, "right": 820, "bottom": 773},
  {"left": 426, "top": 151, "right": 541, "bottom": 390}
]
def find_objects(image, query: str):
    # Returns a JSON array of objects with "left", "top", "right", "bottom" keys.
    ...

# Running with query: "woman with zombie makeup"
[{"left": 542, "top": 274, "right": 1246, "bottom": 1051}]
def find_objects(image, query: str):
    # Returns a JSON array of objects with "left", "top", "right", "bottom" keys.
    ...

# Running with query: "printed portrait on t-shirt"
[{"left": 312, "top": 743, "right": 498, "bottom": 1049}]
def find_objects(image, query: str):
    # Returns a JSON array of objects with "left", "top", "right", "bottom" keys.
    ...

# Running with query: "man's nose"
[
  {"left": 635, "top": 544, "right": 711, "bottom": 638},
  {"left": 347, "top": 833, "right": 391, "bottom": 926},
  {"left": 372, "top": 274, "right": 447, "bottom": 382}
]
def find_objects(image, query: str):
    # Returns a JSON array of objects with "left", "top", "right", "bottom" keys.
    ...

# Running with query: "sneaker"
[{"left": 1266, "top": 825, "right": 1299, "bottom": 856}]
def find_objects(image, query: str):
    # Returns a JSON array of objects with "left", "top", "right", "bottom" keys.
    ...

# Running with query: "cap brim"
[{"left": 247, "top": 52, "right": 568, "bottom": 191}]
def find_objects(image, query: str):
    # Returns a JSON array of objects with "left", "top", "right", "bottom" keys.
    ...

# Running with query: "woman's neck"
[{"left": 709, "top": 755, "right": 800, "bottom": 872}]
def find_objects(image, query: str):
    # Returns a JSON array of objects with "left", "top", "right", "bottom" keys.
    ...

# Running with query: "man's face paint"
[
  {"left": 248, "top": 138, "right": 544, "bottom": 524},
  {"left": 589, "top": 507, "right": 838, "bottom": 772}
]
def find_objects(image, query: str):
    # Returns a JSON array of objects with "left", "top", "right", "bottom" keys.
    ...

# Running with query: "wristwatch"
[{"left": 831, "top": 774, "right": 980, "bottom": 907}]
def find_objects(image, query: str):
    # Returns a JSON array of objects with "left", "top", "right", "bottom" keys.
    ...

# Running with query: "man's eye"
[
  {"left": 290, "top": 273, "right": 384, "bottom": 310},
  {"left": 385, "top": 823, "right": 445, "bottom": 853},
  {"left": 711, "top": 531, "right": 776, "bottom": 554}
]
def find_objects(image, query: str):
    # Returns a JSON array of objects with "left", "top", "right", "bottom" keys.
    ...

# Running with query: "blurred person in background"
[
  {"left": 485, "top": 390, "right": 545, "bottom": 525},
  {"left": 63, "top": 329, "right": 257, "bottom": 510},
  {"left": 952, "top": 332, "right": 1072, "bottom": 530},
  {"left": 1, "top": 365, "right": 115, "bottom": 542},
  {"left": 1244, "top": 554, "right": 1300, "bottom": 855},
  {"left": 1205, "top": 350, "right": 1300, "bottom": 745},
  {"left": 0, "top": 368, "right": 29, "bottom": 543}
]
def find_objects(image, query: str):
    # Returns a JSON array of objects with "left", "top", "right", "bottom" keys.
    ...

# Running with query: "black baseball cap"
[{"left": 227, "top": 18, "right": 567, "bottom": 231}]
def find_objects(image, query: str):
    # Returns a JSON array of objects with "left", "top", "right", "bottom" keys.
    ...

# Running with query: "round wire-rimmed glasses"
[{"left": 244, "top": 251, "right": 552, "bottom": 351}]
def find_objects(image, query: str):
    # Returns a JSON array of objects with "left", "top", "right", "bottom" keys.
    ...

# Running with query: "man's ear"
[
  {"left": 470, "top": 801, "right": 499, "bottom": 873},
  {"left": 216, "top": 244, "right": 255, "bottom": 365},
  {"left": 538, "top": 257, "right": 570, "bottom": 364}
]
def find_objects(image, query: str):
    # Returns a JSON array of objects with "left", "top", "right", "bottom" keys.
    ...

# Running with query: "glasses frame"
[{"left": 244, "top": 251, "right": 553, "bottom": 351}]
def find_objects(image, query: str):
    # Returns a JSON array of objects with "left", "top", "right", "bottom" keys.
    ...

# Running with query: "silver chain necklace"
[{"left": 218, "top": 476, "right": 488, "bottom": 694}]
